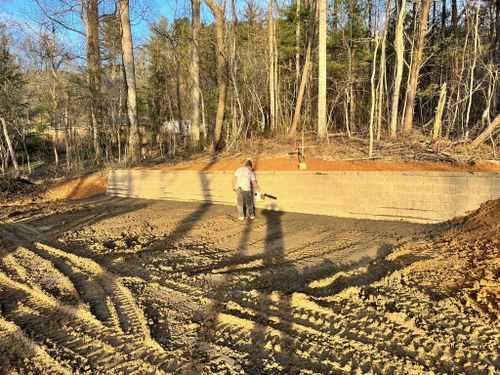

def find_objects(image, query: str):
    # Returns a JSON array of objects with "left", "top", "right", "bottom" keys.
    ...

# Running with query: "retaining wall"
[{"left": 106, "top": 169, "right": 500, "bottom": 223}]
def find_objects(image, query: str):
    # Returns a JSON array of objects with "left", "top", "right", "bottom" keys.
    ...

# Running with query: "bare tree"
[
  {"left": 464, "top": 2, "right": 481, "bottom": 139},
  {"left": 402, "top": 0, "right": 432, "bottom": 133},
  {"left": 369, "top": 34, "right": 379, "bottom": 156},
  {"left": 205, "top": 0, "right": 229, "bottom": 151},
  {"left": 189, "top": 0, "right": 201, "bottom": 147},
  {"left": 376, "top": 0, "right": 391, "bottom": 140},
  {"left": 317, "top": 0, "right": 327, "bottom": 139},
  {"left": 0, "top": 118, "right": 18, "bottom": 176},
  {"left": 288, "top": 1, "right": 316, "bottom": 139},
  {"left": 268, "top": 0, "right": 276, "bottom": 132},
  {"left": 432, "top": 82, "right": 447, "bottom": 141},
  {"left": 295, "top": 0, "right": 301, "bottom": 87},
  {"left": 389, "top": 0, "right": 406, "bottom": 138},
  {"left": 451, "top": 0, "right": 458, "bottom": 33},
  {"left": 495, "top": 0, "right": 500, "bottom": 63},
  {"left": 81, "top": 0, "right": 103, "bottom": 160},
  {"left": 119, "top": 0, "right": 140, "bottom": 163}
]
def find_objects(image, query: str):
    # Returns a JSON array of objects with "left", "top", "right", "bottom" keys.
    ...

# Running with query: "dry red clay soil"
[
  {"left": 136, "top": 157, "right": 500, "bottom": 172},
  {"left": 0, "top": 181, "right": 499, "bottom": 374}
]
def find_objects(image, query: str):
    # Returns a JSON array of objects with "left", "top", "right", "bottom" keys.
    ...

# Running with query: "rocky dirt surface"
[{"left": 0, "top": 196, "right": 499, "bottom": 374}]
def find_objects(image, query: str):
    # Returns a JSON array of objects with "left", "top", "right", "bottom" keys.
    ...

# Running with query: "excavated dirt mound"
[
  {"left": 44, "top": 173, "right": 108, "bottom": 201},
  {"left": 0, "top": 196, "right": 499, "bottom": 374},
  {"left": 137, "top": 156, "right": 500, "bottom": 172},
  {"left": 394, "top": 199, "right": 500, "bottom": 320}
]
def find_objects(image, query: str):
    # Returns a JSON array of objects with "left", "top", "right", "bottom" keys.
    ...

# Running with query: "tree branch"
[{"left": 34, "top": 0, "right": 86, "bottom": 37}]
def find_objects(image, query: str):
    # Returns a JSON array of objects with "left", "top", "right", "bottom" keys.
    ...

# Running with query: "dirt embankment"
[
  {"left": 395, "top": 199, "right": 500, "bottom": 320},
  {"left": 0, "top": 193, "right": 498, "bottom": 374},
  {"left": 137, "top": 156, "right": 500, "bottom": 172},
  {"left": 43, "top": 173, "right": 108, "bottom": 201}
]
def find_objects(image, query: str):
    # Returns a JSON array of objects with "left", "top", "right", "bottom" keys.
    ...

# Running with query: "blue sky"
[
  {"left": 0, "top": 0, "right": 265, "bottom": 68},
  {"left": 0, "top": 0, "right": 219, "bottom": 47}
]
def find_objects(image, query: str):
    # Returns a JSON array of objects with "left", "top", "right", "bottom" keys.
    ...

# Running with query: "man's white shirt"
[{"left": 234, "top": 167, "right": 256, "bottom": 191}]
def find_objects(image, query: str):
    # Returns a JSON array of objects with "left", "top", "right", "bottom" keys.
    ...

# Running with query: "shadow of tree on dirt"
[
  {"left": 0, "top": 160, "right": 449, "bottom": 373},
  {"left": 305, "top": 245, "right": 433, "bottom": 300}
]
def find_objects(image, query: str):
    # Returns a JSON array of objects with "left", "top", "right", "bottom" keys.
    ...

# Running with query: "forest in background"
[{"left": 0, "top": 0, "right": 499, "bottom": 176}]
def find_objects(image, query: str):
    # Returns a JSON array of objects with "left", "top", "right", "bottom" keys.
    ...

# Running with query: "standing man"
[{"left": 232, "top": 160, "right": 261, "bottom": 220}]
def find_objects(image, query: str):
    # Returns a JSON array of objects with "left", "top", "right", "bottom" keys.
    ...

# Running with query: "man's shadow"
[{"left": 246, "top": 205, "right": 298, "bottom": 373}]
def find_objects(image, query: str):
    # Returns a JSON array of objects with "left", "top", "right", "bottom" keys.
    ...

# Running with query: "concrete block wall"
[{"left": 107, "top": 169, "right": 500, "bottom": 223}]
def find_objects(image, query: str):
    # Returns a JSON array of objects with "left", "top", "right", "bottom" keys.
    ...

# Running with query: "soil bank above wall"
[{"left": 106, "top": 169, "right": 500, "bottom": 223}]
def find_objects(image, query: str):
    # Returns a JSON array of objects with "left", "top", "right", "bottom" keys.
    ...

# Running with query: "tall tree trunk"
[
  {"left": 295, "top": 0, "right": 301, "bottom": 89},
  {"left": 288, "top": 1, "right": 317, "bottom": 139},
  {"left": 347, "top": 0, "right": 356, "bottom": 132},
  {"left": 433, "top": 82, "right": 447, "bottom": 141},
  {"left": 465, "top": 2, "right": 480, "bottom": 139},
  {"left": 205, "top": 0, "right": 229, "bottom": 151},
  {"left": 20, "top": 122, "right": 31, "bottom": 174},
  {"left": 119, "top": 0, "right": 140, "bottom": 163},
  {"left": 451, "top": 0, "right": 457, "bottom": 34},
  {"left": 0, "top": 117, "right": 18, "bottom": 176},
  {"left": 432, "top": 0, "right": 437, "bottom": 27},
  {"left": 50, "top": 81, "right": 59, "bottom": 166},
  {"left": 495, "top": 0, "right": 500, "bottom": 63},
  {"left": 0, "top": 140, "right": 7, "bottom": 174},
  {"left": 441, "top": 0, "right": 446, "bottom": 35},
  {"left": 273, "top": 21, "right": 280, "bottom": 130},
  {"left": 317, "top": 0, "right": 327, "bottom": 139},
  {"left": 81, "top": 0, "right": 102, "bottom": 161},
  {"left": 175, "top": 59, "right": 183, "bottom": 122},
  {"left": 490, "top": 1, "right": 496, "bottom": 49},
  {"left": 190, "top": 0, "right": 201, "bottom": 147},
  {"left": 389, "top": 0, "right": 406, "bottom": 138},
  {"left": 344, "top": 88, "right": 351, "bottom": 137},
  {"left": 369, "top": 34, "right": 379, "bottom": 157},
  {"left": 64, "top": 94, "right": 71, "bottom": 169},
  {"left": 377, "top": 0, "right": 391, "bottom": 140},
  {"left": 268, "top": 0, "right": 276, "bottom": 132},
  {"left": 402, "top": 0, "right": 432, "bottom": 133},
  {"left": 228, "top": 0, "right": 240, "bottom": 143},
  {"left": 53, "top": 131, "right": 59, "bottom": 165},
  {"left": 332, "top": 0, "right": 339, "bottom": 30}
]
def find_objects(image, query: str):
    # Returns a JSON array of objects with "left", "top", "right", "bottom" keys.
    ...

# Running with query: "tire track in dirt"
[
  {"left": 34, "top": 242, "right": 151, "bottom": 340},
  {"left": 52, "top": 209, "right": 442, "bottom": 374},
  {"left": 4, "top": 222, "right": 154, "bottom": 340},
  {"left": 0, "top": 271, "right": 178, "bottom": 373},
  {"left": 0, "top": 222, "right": 182, "bottom": 373},
  {"left": 220, "top": 289, "right": 424, "bottom": 372},
  {"left": 0, "top": 314, "right": 73, "bottom": 374},
  {"left": 2, "top": 198, "right": 498, "bottom": 373},
  {"left": 1, "top": 224, "right": 121, "bottom": 331},
  {"left": 0, "top": 246, "right": 82, "bottom": 307},
  {"left": 207, "top": 278, "right": 499, "bottom": 373}
]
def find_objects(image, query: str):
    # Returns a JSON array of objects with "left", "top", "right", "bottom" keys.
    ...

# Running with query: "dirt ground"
[
  {"left": 0, "top": 194, "right": 498, "bottom": 374},
  {"left": 44, "top": 173, "right": 108, "bottom": 201}
]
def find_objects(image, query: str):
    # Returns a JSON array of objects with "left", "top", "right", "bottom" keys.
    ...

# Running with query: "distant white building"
[{"left": 161, "top": 120, "right": 206, "bottom": 135}]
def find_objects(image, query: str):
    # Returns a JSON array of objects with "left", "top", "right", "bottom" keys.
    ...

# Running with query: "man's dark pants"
[{"left": 236, "top": 188, "right": 254, "bottom": 218}]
